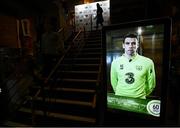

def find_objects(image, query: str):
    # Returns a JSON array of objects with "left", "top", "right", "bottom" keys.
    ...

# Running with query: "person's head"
[
  {"left": 96, "top": 3, "right": 100, "bottom": 8},
  {"left": 123, "top": 33, "right": 139, "bottom": 57}
]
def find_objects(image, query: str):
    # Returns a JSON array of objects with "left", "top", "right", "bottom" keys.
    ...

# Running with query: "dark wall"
[
  {"left": 110, "top": 0, "right": 147, "bottom": 24},
  {"left": 110, "top": 0, "right": 174, "bottom": 24}
]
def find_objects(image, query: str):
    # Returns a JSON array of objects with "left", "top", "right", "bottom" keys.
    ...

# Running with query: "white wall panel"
[{"left": 75, "top": 0, "right": 110, "bottom": 31}]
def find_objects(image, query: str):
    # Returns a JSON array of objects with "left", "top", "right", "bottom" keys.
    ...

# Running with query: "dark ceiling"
[
  {"left": 0, "top": 0, "right": 58, "bottom": 17},
  {"left": 1, "top": 0, "right": 179, "bottom": 18}
]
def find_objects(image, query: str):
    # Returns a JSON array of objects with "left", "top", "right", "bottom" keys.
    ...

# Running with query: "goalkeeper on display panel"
[{"left": 110, "top": 33, "right": 156, "bottom": 99}]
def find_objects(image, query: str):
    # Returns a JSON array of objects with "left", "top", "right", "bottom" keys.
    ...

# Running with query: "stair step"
[
  {"left": 23, "top": 96, "right": 96, "bottom": 117},
  {"left": 61, "top": 64, "right": 99, "bottom": 66},
  {"left": 86, "top": 34, "right": 101, "bottom": 37},
  {"left": 58, "top": 64, "right": 99, "bottom": 71},
  {"left": 59, "top": 70, "right": 98, "bottom": 74},
  {"left": 85, "top": 40, "right": 101, "bottom": 43},
  {"left": 55, "top": 70, "right": 98, "bottom": 79},
  {"left": 85, "top": 36, "right": 101, "bottom": 39},
  {"left": 87, "top": 34, "right": 101, "bottom": 37},
  {"left": 49, "top": 113, "right": 96, "bottom": 123},
  {"left": 77, "top": 53, "right": 101, "bottom": 58},
  {"left": 82, "top": 47, "right": 101, "bottom": 50},
  {"left": 78, "top": 52, "right": 101, "bottom": 55},
  {"left": 66, "top": 57, "right": 100, "bottom": 60},
  {"left": 2, "top": 120, "right": 30, "bottom": 127},
  {"left": 81, "top": 48, "right": 101, "bottom": 52},
  {"left": 84, "top": 43, "right": 101, "bottom": 46},
  {"left": 30, "top": 85, "right": 96, "bottom": 101},
  {"left": 57, "top": 69, "right": 99, "bottom": 75},
  {"left": 63, "top": 58, "right": 100, "bottom": 64},
  {"left": 78, "top": 51, "right": 102, "bottom": 54},
  {"left": 84, "top": 40, "right": 101, "bottom": 43},
  {"left": 85, "top": 34, "right": 101, "bottom": 37},
  {"left": 83, "top": 46, "right": 101, "bottom": 49},
  {"left": 34, "top": 97, "right": 94, "bottom": 107},
  {"left": 55, "top": 78, "right": 98, "bottom": 89},
  {"left": 61, "top": 78, "right": 97, "bottom": 83},
  {"left": 32, "top": 86, "right": 96, "bottom": 93},
  {"left": 54, "top": 82, "right": 97, "bottom": 90},
  {"left": 58, "top": 88, "right": 95, "bottom": 93},
  {"left": 19, "top": 107, "right": 96, "bottom": 123},
  {"left": 85, "top": 33, "right": 101, "bottom": 40}
]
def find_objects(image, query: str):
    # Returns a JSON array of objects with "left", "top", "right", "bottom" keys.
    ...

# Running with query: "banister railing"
[
  {"left": 45, "top": 27, "right": 85, "bottom": 84},
  {"left": 58, "top": 27, "right": 64, "bottom": 33},
  {"left": 58, "top": 27, "right": 65, "bottom": 41},
  {"left": 31, "top": 26, "right": 86, "bottom": 124},
  {"left": 97, "top": 57, "right": 103, "bottom": 87},
  {"left": 73, "top": 30, "right": 82, "bottom": 42},
  {"left": 73, "top": 26, "right": 86, "bottom": 51}
]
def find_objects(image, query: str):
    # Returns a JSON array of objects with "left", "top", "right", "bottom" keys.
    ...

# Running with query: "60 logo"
[{"left": 146, "top": 100, "right": 161, "bottom": 117}]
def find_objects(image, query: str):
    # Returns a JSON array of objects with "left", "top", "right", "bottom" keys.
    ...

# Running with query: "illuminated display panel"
[{"left": 102, "top": 18, "right": 171, "bottom": 124}]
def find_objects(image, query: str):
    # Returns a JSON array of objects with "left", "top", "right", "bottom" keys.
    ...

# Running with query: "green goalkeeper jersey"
[{"left": 110, "top": 54, "right": 156, "bottom": 99}]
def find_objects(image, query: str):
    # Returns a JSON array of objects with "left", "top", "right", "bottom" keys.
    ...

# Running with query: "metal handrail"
[
  {"left": 92, "top": 57, "right": 103, "bottom": 109},
  {"left": 58, "top": 28, "right": 64, "bottom": 33},
  {"left": 58, "top": 27, "right": 64, "bottom": 41},
  {"left": 45, "top": 28, "right": 84, "bottom": 84},
  {"left": 97, "top": 57, "right": 103, "bottom": 86},
  {"left": 31, "top": 27, "right": 85, "bottom": 124},
  {"left": 73, "top": 30, "right": 82, "bottom": 42}
]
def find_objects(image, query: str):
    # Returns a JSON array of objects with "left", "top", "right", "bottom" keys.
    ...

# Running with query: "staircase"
[{"left": 3, "top": 30, "right": 103, "bottom": 127}]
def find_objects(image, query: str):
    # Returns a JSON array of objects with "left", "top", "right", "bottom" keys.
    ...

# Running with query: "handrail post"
[
  {"left": 63, "top": 28, "right": 65, "bottom": 41},
  {"left": 83, "top": 26, "right": 86, "bottom": 41},
  {"left": 31, "top": 96, "right": 35, "bottom": 125},
  {"left": 41, "top": 83, "right": 47, "bottom": 117},
  {"left": 91, "top": 14, "right": 92, "bottom": 31},
  {"left": 31, "top": 89, "right": 40, "bottom": 125},
  {"left": 96, "top": 57, "right": 104, "bottom": 125}
]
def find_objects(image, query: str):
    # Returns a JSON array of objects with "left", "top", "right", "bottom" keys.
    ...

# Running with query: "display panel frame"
[{"left": 102, "top": 17, "right": 171, "bottom": 126}]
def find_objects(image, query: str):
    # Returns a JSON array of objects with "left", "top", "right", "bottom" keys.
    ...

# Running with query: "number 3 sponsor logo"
[{"left": 146, "top": 100, "right": 161, "bottom": 117}]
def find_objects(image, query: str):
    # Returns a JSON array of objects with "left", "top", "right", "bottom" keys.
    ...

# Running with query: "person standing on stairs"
[{"left": 95, "top": 3, "right": 104, "bottom": 30}]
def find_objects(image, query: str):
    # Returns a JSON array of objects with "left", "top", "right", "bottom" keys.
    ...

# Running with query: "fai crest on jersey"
[
  {"left": 136, "top": 65, "right": 142, "bottom": 71},
  {"left": 120, "top": 64, "right": 123, "bottom": 69}
]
